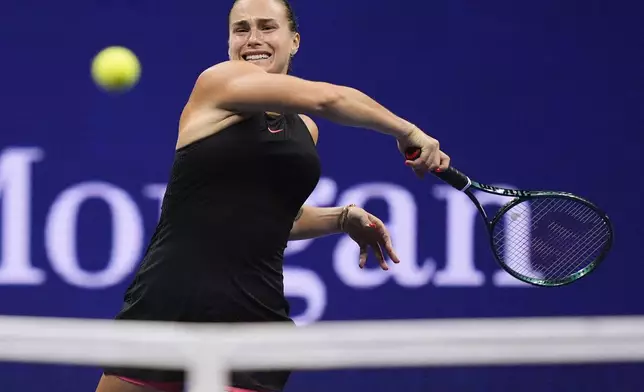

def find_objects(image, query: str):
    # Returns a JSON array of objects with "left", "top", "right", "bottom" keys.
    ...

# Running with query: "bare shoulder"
[
  {"left": 298, "top": 114, "right": 319, "bottom": 145},
  {"left": 182, "top": 60, "right": 261, "bottom": 117},
  {"left": 198, "top": 60, "right": 263, "bottom": 79},
  {"left": 176, "top": 61, "right": 259, "bottom": 150},
  {"left": 193, "top": 60, "right": 263, "bottom": 94}
]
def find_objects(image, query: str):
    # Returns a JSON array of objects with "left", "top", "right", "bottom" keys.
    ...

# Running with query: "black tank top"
[{"left": 108, "top": 112, "right": 321, "bottom": 391}]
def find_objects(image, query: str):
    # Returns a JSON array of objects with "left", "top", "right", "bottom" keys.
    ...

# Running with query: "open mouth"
[{"left": 242, "top": 52, "right": 272, "bottom": 62}]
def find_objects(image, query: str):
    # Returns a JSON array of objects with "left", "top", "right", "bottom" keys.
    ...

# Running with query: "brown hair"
[{"left": 229, "top": 0, "right": 299, "bottom": 33}]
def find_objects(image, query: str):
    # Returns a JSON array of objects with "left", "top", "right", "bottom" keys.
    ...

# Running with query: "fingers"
[
  {"left": 406, "top": 149, "right": 450, "bottom": 174},
  {"left": 358, "top": 244, "right": 368, "bottom": 269},
  {"left": 404, "top": 143, "right": 440, "bottom": 174},
  {"left": 359, "top": 242, "right": 388, "bottom": 271},
  {"left": 373, "top": 243, "right": 389, "bottom": 271},
  {"left": 436, "top": 151, "right": 450, "bottom": 172},
  {"left": 360, "top": 218, "right": 388, "bottom": 270},
  {"left": 370, "top": 217, "right": 400, "bottom": 264},
  {"left": 406, "top": 157, "right": 430, "bottom": 177},
  {"left": 380, "top": 231, "right": 401, "bottom": 264},
  {"left": 415, "top": 142, "right": 438, "bottom": 171},
  {"left": 400, "top": 131, "right": 452, "bottom": 175},
  {"left": 429, "top": 150, "right": 441, "bottom": 172},
  {"left": 363, "top": 218, "right": 401, "bottom": 270},
  {"left": 351, "top": 212, "right": 401, "bottom": 271}
]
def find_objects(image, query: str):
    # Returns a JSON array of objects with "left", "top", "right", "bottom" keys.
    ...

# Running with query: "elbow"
[{"left": 312, "top": 83, "right": 344, "bottom": 115}]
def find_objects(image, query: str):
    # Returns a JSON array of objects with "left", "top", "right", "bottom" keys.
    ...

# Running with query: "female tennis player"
[{"left": 96, "top": 0, "right": 449, "bottom": 391}]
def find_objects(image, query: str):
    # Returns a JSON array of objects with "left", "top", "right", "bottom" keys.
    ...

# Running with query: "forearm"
[
  {"left": 320, "top": 85, "right": 415, "bottom": 139},
  {"left": 289, "top": 205, "right": 345, "bottom": 241}
]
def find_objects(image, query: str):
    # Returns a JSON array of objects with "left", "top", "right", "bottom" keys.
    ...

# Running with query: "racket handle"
[{"left": 404, "top": 147, "right": 471, "bottom": 191}]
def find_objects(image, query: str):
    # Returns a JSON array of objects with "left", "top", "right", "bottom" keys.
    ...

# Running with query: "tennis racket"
[{"left": 405, "top": 148, "right": 614, "bottom": 287}]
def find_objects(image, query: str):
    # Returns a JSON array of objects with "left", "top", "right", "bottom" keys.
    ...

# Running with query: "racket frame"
[
  {"left": 466, "top": 184, "right": 614, "bottom": 287},
  {"left": 403, "top": 148, "right": 613, "bottom": 287}
]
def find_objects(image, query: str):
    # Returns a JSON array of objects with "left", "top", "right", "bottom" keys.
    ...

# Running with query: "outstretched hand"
[{"left": 342, "top": 206, "right": 401, "bottom": 270}]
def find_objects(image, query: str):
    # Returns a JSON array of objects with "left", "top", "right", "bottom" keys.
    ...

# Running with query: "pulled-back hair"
[{"left": 229, "top": 0, "right": 299, "bottom": 33}]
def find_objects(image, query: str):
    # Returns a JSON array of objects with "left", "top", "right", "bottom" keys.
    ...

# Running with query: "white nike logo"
[{"left": 268, "top": 127, "right": 283, "bottom": 134}]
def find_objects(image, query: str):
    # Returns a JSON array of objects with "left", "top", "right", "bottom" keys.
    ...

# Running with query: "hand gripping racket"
[{"left": 405, "top": 148, "right": 614, "bottom": 287}]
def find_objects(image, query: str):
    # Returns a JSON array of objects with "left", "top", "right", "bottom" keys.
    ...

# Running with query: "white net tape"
[{"left": 0, "top": 315, "right": 643, "bottom": 391}]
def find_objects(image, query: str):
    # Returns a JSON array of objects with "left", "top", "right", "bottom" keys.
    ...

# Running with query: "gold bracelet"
[{"left": 338, "top": 204, "right": 356, "bottom": 232}]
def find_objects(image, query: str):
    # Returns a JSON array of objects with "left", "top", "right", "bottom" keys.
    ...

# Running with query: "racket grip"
[{"left": 404, "top": 147, "right": 471, "bottom": 191}]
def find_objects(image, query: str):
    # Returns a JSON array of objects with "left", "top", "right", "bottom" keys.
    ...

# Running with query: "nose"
[{"left": 247, "top": 28, "right": 263, "bottom": 46}]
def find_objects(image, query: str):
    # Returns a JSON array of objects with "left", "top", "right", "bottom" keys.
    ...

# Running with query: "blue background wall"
[{"left": 1, "top": 0, "right": 642, "bottom": 391}]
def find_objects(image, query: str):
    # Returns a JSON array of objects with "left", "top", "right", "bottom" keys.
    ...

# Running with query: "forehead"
[{"left": 230, "top": 0, "right": 287, "bottom": 24}]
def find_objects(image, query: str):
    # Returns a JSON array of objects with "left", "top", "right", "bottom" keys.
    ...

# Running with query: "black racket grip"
[{"left": 404, "top": 147, "right": 471, "bottom": 191}]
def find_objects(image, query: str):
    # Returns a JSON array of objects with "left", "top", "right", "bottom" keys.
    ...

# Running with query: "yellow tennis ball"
[{"left": 91, "top": 46, "right": 141, "bottom": 92}]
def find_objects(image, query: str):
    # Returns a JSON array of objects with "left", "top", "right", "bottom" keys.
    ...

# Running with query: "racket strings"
[
  {"left": 521, "top": 202, "right": 602, "bottom": 278},
  {"left": 493, "top": 198, "right": 573, "bottom": 266},
  {"left": 534, "top": 224, "right": 607, "bottom": 280},
  {"left": 502, "top": 200, "right": 605, "bottom": 280},
  {"left": 532, "top": 203, "right": 607, "bottom": 278},
  {"left": 492, "top": 197, "right": 610, "bottom": 283},
  {"left": 493, "top": 198, "right": 565, "bottom": 257},
  {"left": 499, "top": 200, "right": 606, "bottom": 280},
  {"left": 544, "top": 217, "right": 609, "bottom": 276}
]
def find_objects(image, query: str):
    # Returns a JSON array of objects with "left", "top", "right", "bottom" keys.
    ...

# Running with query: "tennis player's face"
[{"left": 228, "top": 0, "right": 299, "bottom": 74}]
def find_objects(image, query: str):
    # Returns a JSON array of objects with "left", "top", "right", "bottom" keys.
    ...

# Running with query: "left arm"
[
  {"left": 289, "top": 204, "right": 401, "bottom": 270},
  {"left": 289, "top": 115, "right": 342, "bottom": 240},
  {"left": 290, "top": 116, "right": 400, "bottom": 269},
  {"left": 288, "top": 115, "right": 333, "bottom": 240},
  {"left": 289, "top": 205, "right": 344, "bottom": 240}
]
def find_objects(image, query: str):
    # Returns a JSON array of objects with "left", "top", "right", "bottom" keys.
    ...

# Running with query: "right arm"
[{"left": 191, "top": 61, "right": 415, "bottom": 139}]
